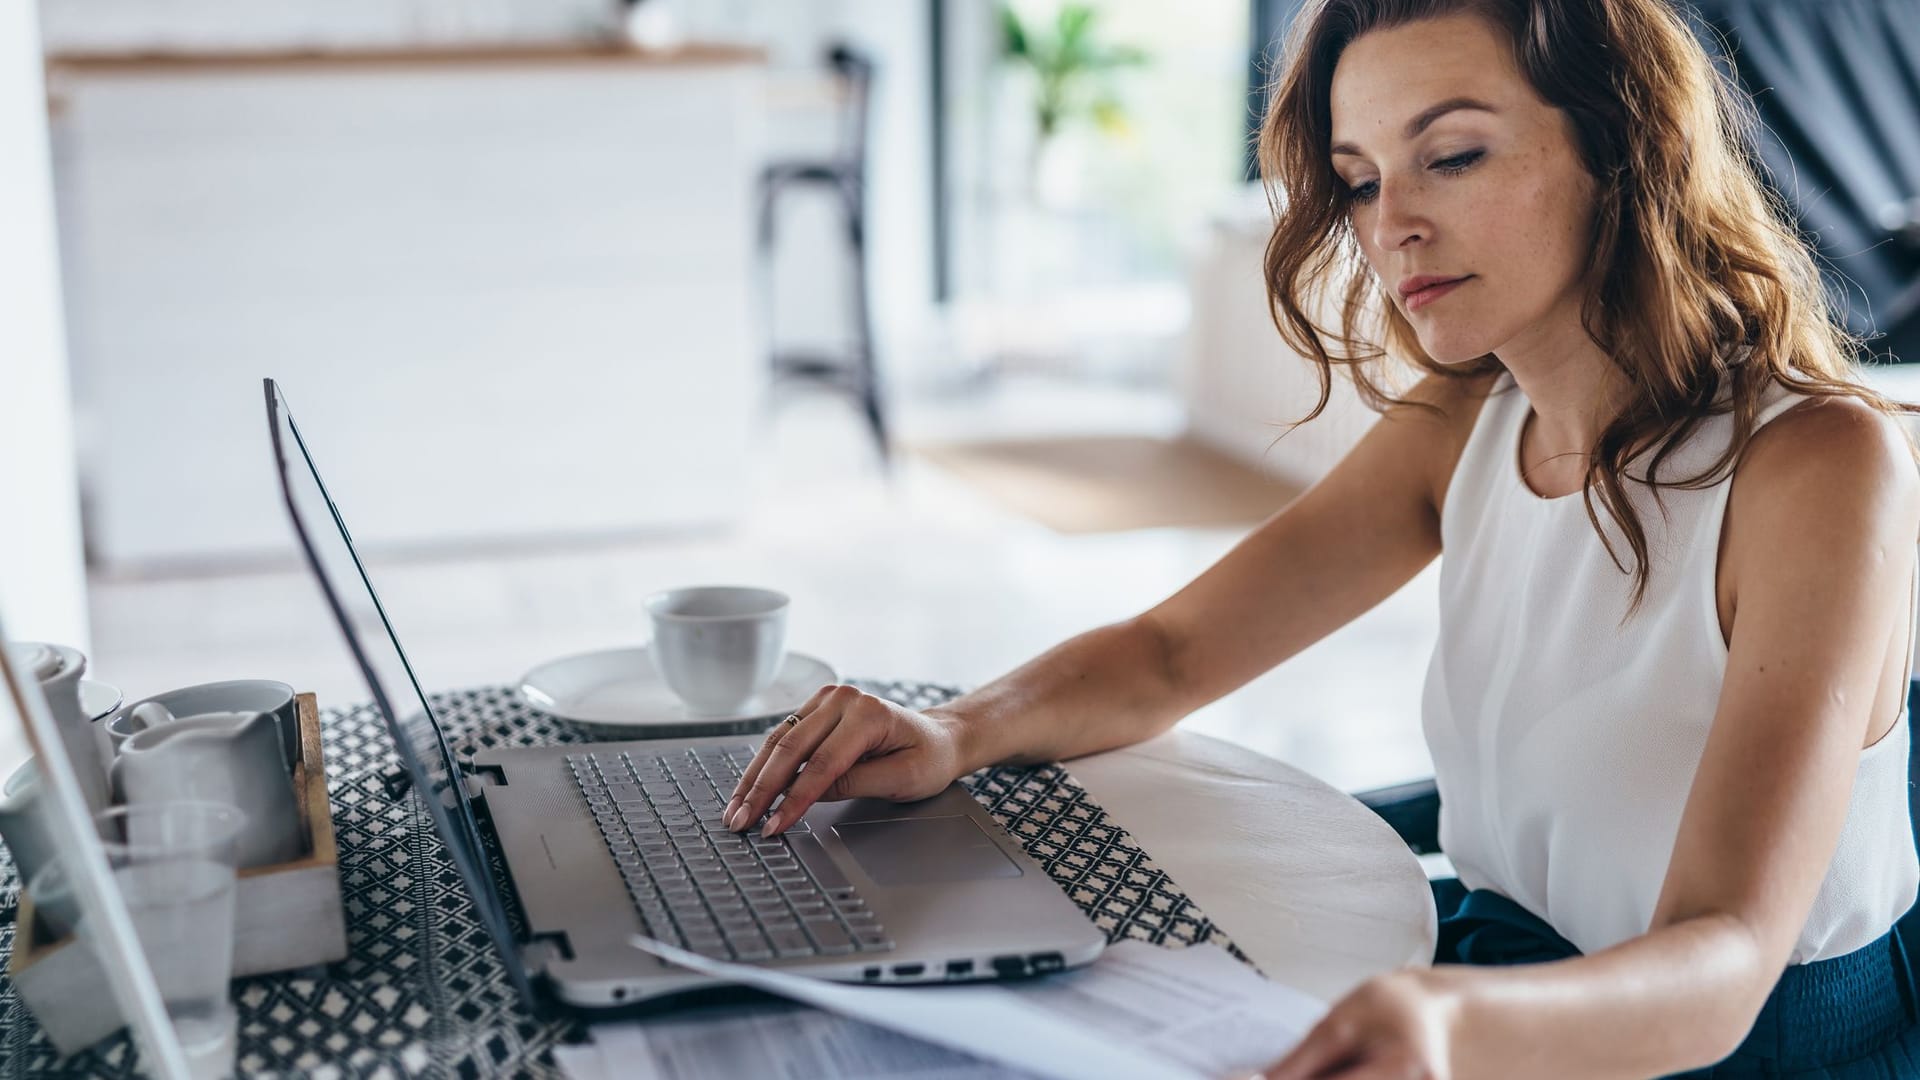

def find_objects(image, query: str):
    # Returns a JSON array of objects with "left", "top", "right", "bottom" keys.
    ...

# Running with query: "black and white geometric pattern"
[{"left": 0, "top": 681, "right": 1245, "bottom": 1078}]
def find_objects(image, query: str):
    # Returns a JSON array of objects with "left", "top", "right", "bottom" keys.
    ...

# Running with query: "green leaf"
[
  {"left": 1000, "top": 4, "right": 1029, "bottom": 59},
  {"left": 1056, "top": 3, "right": 1097, "bottom": 48}
]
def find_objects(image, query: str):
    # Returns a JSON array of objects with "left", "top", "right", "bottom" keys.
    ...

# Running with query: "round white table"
[{"left": 1070, "top": 728, "right": 1438, "bottom": 1002}]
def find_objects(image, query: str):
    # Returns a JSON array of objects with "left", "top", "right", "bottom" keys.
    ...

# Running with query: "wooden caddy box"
[{"left": 8, "top": 693, "right": 349, "bottom": 1056}]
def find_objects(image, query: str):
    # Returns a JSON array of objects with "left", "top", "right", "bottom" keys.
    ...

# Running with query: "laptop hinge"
[
  {"left": 380, "top": 766, "right": 491, "bottom": 804},
  {"left": 380, "top": 765, "right": 412, "bottom": 801},
  {"left": 521, "top": 932, "right": 573, "bottom": 976}
]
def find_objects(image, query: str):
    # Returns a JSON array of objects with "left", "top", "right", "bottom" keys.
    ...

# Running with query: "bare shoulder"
[
  {"left": 1728, "top": 392, "right": 1920, "bottom": 559},
  {"left": 1737, "top": 393, "right": 1920, "bottom": 507}
]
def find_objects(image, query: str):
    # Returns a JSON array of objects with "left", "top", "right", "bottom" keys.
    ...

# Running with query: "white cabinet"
[
  {"left": 50, "top": 50, "right": 766, "bottom": 566},
  {"left": 1179, "top": 197, "right": 1388, "bottom": 487}
]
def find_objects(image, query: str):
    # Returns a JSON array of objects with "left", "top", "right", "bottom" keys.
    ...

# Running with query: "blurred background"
[{"left": 5, "top": 0, "right": 1918, "bottom": 794}]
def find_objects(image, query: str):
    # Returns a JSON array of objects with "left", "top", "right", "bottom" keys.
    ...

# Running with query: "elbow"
[
  {"left": 1676, "top": 914, "right": 1781, "bottom": 1070},
  {"left": 1128, "top": 612, "right": 1189, "bottom": 718}
]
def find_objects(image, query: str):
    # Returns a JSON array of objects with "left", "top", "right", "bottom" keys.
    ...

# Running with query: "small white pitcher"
[
  {"left": 6, "top": 643, "right": 113, "bottom": 832},
  {"left": 109, "top": 710, "right": 302, "bottom": 870}
]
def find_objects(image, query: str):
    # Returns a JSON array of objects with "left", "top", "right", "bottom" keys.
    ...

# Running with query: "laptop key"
[
  {"left": 731, "top": 940, "right": 774, "bottom": 962},
  {"left": 806, "top": 921, "right": 853, "bottom": 954},
  {"left": 768, "top": 929, "right": 815, "bottom": 958}
]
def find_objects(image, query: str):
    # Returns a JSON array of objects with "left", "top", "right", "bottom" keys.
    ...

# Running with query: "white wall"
[{"left": 1, "top": 0, "right": 90, "bottom": 653}]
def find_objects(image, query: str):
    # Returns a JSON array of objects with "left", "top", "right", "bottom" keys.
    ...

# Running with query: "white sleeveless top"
[{"left": 1422, "top": 371, "right": 1920, "bottom": 963}]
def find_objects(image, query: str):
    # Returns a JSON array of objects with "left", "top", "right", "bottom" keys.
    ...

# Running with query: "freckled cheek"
[{"left": 1482, "top": 179, "right": 1589, "bottom": 293}]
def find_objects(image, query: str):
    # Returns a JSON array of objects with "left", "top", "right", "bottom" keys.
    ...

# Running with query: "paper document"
[
  {"left": 597, "top": 937, "right": 1329, "bottom": 1080},
  {"left": 585, "top": 1002, "right": 1036, "bottom": 1079}
]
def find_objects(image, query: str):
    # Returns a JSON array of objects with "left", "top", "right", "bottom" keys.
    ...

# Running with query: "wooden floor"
[
  {"left": 910, "top": 434, "right": 1302, "bottom": 533},
  {"left": 83, "top": 374, "right": 1440, "bottom": 795}
]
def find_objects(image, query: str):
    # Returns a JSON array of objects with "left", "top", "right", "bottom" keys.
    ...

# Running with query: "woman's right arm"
[{"left": 725, "top": 373, "right": 1478, "bottom": 835}]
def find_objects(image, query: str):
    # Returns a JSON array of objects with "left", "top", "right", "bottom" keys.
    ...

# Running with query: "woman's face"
[{"left": 1328, "top": 13, "right": 1598, "bottom": 365}]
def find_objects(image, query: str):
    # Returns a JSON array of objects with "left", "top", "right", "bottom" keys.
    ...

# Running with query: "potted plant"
[{"left": 1000, "top": 2, "right": 1149, "bottom": 204}]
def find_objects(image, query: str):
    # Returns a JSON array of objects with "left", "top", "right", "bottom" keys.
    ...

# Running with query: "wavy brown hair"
[{"left": 1258, "top": 0, "right": 1917, "bottom": 608}]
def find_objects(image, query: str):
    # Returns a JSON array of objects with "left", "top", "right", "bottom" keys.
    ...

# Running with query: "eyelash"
[{"left": 1345, "top": 149, "right": 1485, "bottom": 205}]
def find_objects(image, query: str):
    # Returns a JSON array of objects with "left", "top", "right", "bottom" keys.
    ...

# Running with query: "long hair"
[{"left": 1258, "top": 0, "right": 1917, "bottom": 608}]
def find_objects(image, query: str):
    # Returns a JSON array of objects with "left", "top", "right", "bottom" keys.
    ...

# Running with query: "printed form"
[{"left": 556, "top": 940, "right": 1329, "bottom": 1080}]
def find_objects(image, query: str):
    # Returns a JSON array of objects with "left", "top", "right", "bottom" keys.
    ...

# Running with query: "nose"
[{"left": 1368, "top": 175, "right": 1428, "bottom": 252}]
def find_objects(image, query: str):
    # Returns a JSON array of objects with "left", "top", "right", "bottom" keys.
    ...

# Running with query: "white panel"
[
  {"left": 0, "top": 0, "right": 90, "bottom": 657},
  {"left": 56, "top": 62, "right": 766, "bottom": 566}
]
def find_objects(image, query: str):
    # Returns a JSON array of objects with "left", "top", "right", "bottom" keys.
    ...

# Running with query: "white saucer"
[{"left": 517, "top": 647, "right": 839, "bottom": 738}]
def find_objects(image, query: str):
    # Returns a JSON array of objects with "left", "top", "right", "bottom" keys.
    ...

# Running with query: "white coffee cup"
[{"left": 646, "top": 586, "right": 790, "bottom": 716}]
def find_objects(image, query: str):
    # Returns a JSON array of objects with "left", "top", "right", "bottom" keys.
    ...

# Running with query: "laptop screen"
[{"left": 262, "top": 378, "right": 534, "bottom": 1008}]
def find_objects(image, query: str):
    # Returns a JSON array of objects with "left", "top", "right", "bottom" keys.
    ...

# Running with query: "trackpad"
[{"left": 832, "top": 816, "right": 1024, "bottom": 885}]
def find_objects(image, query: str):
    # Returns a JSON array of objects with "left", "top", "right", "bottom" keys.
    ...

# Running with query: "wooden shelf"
[{"left": 46, "top": 41, "right": 767, "bottom": 76}]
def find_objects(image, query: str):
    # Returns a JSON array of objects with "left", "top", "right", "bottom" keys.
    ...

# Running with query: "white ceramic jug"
[
  {"left": 109, "top": 710, "right": 302, "bottom": 869},
  {"left": 8, "top": 643, "right": 112, "bottom": 831}
]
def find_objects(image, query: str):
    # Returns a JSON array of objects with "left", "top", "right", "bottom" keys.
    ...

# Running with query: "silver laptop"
[{"left": 262, "top": 378, "right": 1105, "bottom": 1011}]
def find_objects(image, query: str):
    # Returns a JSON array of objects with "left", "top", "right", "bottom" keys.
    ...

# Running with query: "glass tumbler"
[{"left": 31, "top": 800, "right": 247, "bottom": 1080}]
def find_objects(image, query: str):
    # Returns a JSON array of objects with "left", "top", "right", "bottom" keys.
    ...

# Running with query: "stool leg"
[
  {"left": 844, "top": 179, "right": 890, "bottom": 464},
  {"left": 756, "top": 175, "right": 781, "bottom": 377}
]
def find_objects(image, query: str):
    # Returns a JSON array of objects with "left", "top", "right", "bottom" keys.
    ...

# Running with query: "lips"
[
  {"left": 1399, "top": 275, "right": 1473, "bottom": 312},
  {"left": 1397, "top": 274, "right": 1467, "bottom": 299}
]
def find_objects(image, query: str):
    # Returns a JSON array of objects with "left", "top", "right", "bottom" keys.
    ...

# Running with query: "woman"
[{"left": 725, "top": 0, "right": 1920, "bottom": 1075}]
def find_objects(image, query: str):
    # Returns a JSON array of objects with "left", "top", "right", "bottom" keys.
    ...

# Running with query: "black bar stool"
[{"left": 756, "top": 43, "right": 890, "bottom": 463}]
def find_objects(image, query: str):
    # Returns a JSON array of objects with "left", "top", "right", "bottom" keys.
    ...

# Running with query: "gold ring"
[{"left": 782, "top": 713, "right": 801, "bottom": 727}]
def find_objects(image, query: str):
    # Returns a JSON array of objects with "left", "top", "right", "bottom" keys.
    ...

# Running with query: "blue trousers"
[{"left": 1430, "top": 878, "right": 1920, "bottom": 1077}]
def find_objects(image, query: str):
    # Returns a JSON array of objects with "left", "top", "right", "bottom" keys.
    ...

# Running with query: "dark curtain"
[
  {"left": 1244, "top": 0, "right": 1308, "bottom": 179},
  {"left": 1243, "top": 0, "right": 1920, "bottom": 361},
  {"left": 1690, "top": 0, "right": 1920, "bottom": 363}
]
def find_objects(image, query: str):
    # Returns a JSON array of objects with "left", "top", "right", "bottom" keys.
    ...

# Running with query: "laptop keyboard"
[{"left": 568, "top": 746, "right": 894, "bottom": 962}]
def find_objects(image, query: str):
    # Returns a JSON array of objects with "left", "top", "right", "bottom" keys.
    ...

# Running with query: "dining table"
[{"left": 0, "top": 678, "right": 1435, "bottom": 1077}]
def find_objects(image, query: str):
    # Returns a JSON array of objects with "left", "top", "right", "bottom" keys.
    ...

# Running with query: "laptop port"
[
  {"left": 1029, "top": 952, "right": 1065, "bottom": 974},
  {"left": 945, "top": 959, "right": 975, "bottom": 978},
  {"left": 862, "top": 966, "right": 883, "bottom": 981},
  {"left": 891, "top": 963, "right": 926, "bottom": 977},
  {"left": 991, "top": 955, "right": 1028, "bottom": 978}
]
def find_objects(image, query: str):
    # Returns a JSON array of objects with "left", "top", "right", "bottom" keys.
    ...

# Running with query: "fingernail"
[
  {"left": 723, "top": 796, "right": 741, "bottom": 821},
  {"left": 726, "top": 806, "right": 745, "bottom": 831},
  {"left": 760, "top": 813, "right": 782, "bottom": 838}
]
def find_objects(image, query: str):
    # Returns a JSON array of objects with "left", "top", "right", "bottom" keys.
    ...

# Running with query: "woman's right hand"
[{"left": 723, "top": 684, "right": 970, "bottom": 836}]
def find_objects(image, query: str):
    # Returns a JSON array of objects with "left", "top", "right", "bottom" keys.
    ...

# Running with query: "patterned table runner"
[{"left": 0, "top": 681, "right": 1244, "bottom": 1077}]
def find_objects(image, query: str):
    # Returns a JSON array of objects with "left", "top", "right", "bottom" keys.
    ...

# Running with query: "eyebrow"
[{"left": 1329, "top": 96, "right": 1499, "bottom": 158}]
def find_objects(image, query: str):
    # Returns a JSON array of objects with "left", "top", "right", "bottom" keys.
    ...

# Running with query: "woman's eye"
[
  {"left": 1432, "top": 149, "right": 1485, "bottom": 174},
  {"left": 1344, "top": 150, "right": 1484, "bottom": 206}
]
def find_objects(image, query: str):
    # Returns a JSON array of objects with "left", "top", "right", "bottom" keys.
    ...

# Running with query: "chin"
[{"left": 1414, "top": 332, "right": 1501, "bottom": 366}]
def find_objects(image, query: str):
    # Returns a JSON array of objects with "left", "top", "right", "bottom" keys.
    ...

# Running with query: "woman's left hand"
[{"left": 1252, "top": 969, "right": 1464, "bottom": 1080}]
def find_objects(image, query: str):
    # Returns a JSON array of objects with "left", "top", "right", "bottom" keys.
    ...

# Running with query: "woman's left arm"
[{"left": 1262, "top": 399, "right": 1920, "bottom": 1080}]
